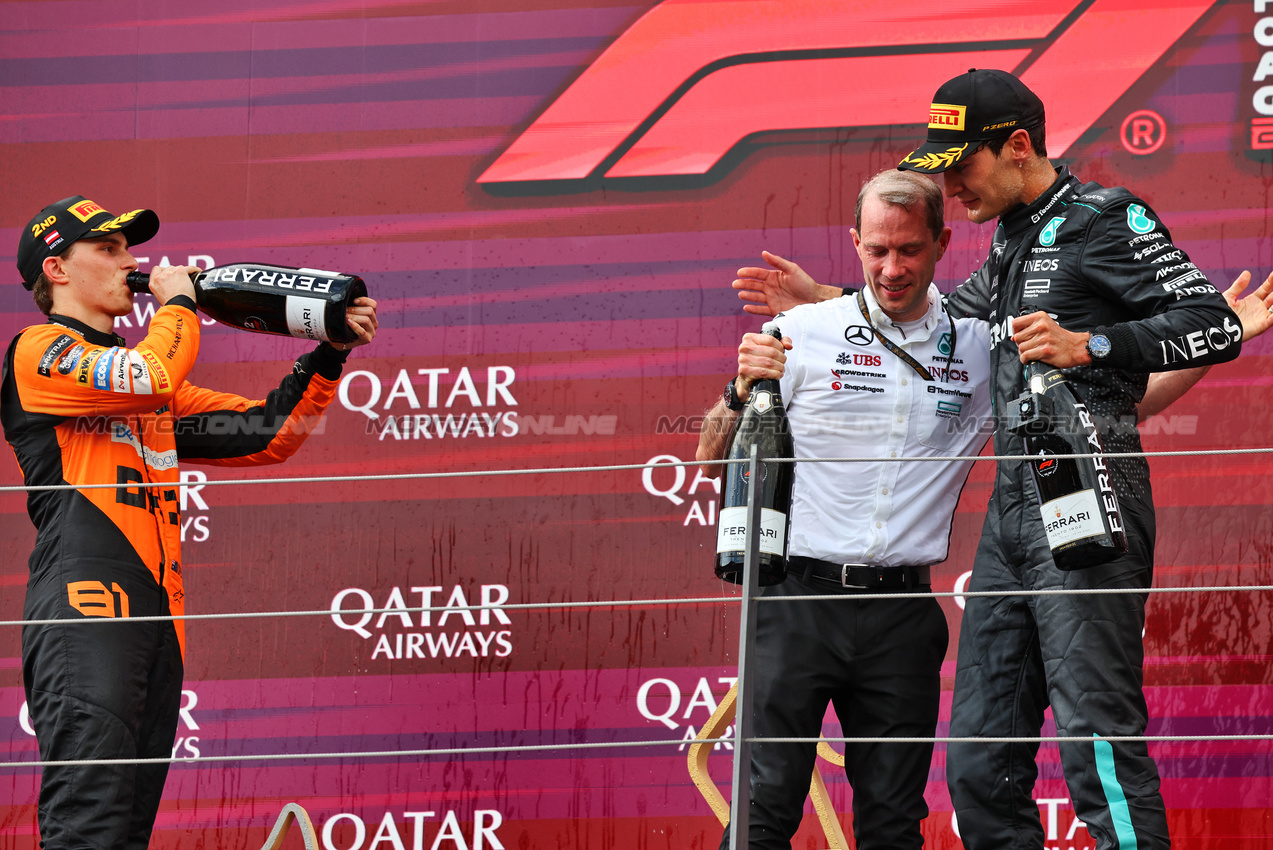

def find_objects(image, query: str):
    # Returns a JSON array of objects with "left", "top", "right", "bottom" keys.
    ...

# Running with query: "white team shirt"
[{"left": 775, "top": 284, "right": 992, "bottom": 566}]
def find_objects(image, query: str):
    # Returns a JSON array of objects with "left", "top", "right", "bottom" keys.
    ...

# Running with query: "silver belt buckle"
[{"left": 840, "top": 563, "right": 870, "bottom": 589}]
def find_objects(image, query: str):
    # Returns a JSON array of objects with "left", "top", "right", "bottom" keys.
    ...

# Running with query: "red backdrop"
[{"left": 2, "top": 1, "right": 1270, "bottom": 847}]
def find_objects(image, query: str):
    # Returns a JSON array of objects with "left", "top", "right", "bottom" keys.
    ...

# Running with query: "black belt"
[{"left": 789, "top": 556, "right": 931, "bottom": 592}]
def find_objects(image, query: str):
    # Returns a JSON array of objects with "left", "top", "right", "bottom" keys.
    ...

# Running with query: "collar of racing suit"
[
  {"left": 47, "top": 313, "right": 125, "bottom": 348},
  {"left": 999, "top": 166, "right": 1079, "bottom": 240}
]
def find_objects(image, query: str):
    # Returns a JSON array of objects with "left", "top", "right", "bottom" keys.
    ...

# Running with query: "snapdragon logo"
[{"left": 330, "top": 584, "right": 514, "bottom": 661}]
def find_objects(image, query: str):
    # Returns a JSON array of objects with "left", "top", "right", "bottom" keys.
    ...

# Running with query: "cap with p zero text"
[
  {"left": 17, "top": 196, "right": 160, "bottom": 289},
  {"left": 897, "top": 69, "right": 1045, "bottom": 173}
]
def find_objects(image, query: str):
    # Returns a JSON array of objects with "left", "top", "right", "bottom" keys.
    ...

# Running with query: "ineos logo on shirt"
[{"left": 844, "top": 326, "right": 873, "bottom": 346}]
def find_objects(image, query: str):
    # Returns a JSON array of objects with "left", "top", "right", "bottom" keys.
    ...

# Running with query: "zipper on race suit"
[{"left": 137, "top": 413, "right": 167, "bottom": 590}]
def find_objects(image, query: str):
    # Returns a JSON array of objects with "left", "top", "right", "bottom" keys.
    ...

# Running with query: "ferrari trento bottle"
[
  {"left": 1008, "top": 361, "right": 1128, "bottom": 570},
  {"left": 127, "top": 263, "right": 368, "bottom": 344},
  {"left": 715, "top": 322, "right": 796, "bottom": 586}
]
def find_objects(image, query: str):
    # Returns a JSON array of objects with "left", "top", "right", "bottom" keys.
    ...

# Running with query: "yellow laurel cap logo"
[
  {"left": 900, "top": 143, "right": 970, "bottom": 172},
  {"left": 91, "top": 209, "right": 143, "bottom": 233},
  {"left": 928, "top": 103, "right": 966, "bottom": 132}
]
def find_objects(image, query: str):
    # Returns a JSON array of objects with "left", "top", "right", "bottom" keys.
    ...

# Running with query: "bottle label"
[
  {"left": 716, "top": 506, "right": 786, "bottom": 556},
  {"left": 1040, "top": 489, "right": 1106, "bottom": 549},
  {"left": 204, "top": 264, "right": 334, "bottom": 293},
  {"left": 285, "top": 296, "right": 331, "bottom": 342}
]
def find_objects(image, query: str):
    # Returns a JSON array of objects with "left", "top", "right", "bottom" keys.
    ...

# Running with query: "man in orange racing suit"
[{"left": 2, "top": 195, "right": 378, "bottom": 850}]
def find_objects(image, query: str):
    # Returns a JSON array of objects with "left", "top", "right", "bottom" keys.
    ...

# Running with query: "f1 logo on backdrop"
[{"left": 478, "top": 0, "right": 1217, "bottom": 187}]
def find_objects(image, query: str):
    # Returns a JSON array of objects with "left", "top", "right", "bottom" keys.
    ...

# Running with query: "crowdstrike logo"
[{"left": 478, "top": 0, "right": 1216, "bottom": 187}]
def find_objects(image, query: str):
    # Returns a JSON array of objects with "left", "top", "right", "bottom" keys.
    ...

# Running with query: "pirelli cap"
[
  {"left": 17, "top": 195, "right": 160, "bottom": 289},
  {"left": 898, "top": 68, "right": 1045, "bottom": 174}
]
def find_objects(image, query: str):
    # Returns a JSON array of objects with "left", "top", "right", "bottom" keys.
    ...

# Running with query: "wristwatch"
[
  {"left": 723, "top": 379, "right": 746, "bottom": 411},
  {"left": 1086, "top": 332, "right": 1112, "bottom": 361}
]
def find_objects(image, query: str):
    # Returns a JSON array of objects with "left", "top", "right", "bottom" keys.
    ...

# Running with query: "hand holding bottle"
[
  {"left": 145, "top": 264, "right": 200, "bottom": 305},
  {"left": 329, "top": 297, "right": 379, "bottom": 351},
  {"left": 715, "top": 322, "right": 796, "bottom": 586},
  {"left": 735, "top": 330, "right": 793, "bottom": 401},
  {"left": 1012, "top": 310, "right": 1092, "bottom": 366}
]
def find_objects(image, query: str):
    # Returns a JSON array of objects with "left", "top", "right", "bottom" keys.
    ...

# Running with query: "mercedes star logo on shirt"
[{"left": 844, "top": 325, "right": 873, "bottom": 346}]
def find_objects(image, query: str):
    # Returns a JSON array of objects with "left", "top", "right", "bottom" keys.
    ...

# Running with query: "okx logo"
[{"left": 479, "top": 0, "right": 1216, "bottom": 187}]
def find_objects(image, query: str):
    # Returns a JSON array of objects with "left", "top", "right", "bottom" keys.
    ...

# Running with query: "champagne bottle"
[
  {"left": 1007, "top": 361, "right": 1128, "bottom": 570},
  {"left": 126, "top": 263, "right": 368, "bottom": 344},
  {"left": 715, "top": 322, "right": 796, "bottom": 586}
]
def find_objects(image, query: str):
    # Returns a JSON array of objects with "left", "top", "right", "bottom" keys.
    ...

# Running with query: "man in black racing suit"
[
  {"left": 896, "top": 69, "right": 1243, "bottom": 849},
  {"left": 733, "top": 69, "right": 1273, "bottom": 850}
]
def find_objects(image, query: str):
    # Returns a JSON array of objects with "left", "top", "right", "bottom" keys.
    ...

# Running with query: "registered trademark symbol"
[{"left": 1120, "top": 109, "right": 1166, "bottom": 155}]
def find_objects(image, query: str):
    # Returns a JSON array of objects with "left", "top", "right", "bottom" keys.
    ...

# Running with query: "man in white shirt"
[
  {"left": 707, "top": 160, "right": 1272, "bottom": 849},
  {"left": 697, "top": 170, "right": 992, "bottom": 850}
]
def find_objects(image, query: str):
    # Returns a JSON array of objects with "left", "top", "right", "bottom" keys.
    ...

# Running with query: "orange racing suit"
[{"left": 1, "top": 295, "right": 348, "bottom": 849}]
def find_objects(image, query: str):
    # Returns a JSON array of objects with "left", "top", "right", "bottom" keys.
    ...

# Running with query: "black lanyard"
[{"left": 855, "top": 290, "right": 956, "bottom": 382}]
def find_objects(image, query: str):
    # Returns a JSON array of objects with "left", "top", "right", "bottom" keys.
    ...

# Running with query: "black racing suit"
[{"left": 943, "top": 167, "right": 1241, "bottom": 850}]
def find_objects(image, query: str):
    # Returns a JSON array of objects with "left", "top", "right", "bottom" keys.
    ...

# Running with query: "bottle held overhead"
[
  {"left": 127, "top": 262, "right": 367, "bottom": 344},
  {"left": 715, "top": 321, "right": 796, "bottom": 586}
]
